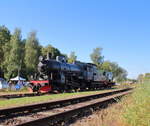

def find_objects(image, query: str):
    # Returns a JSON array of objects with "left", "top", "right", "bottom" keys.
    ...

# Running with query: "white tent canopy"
[{"left": 10, "top": 76, "right": 26, "bottom": 81}]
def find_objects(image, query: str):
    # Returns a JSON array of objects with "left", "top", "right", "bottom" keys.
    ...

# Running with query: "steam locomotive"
[{"left": 28, "top": 54, "right": 115, "bottom": 93}]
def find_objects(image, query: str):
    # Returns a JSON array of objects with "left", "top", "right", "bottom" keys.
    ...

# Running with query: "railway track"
[{"left": 0, "top": 88, "right": 133, "bottom": 126}]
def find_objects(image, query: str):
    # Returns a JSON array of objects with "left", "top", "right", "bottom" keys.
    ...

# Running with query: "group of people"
[
  {"left": 0, "top": 77, "right": 27, "bottom": 90},
  {"left": 8, "top": 81, "right": 27, "bottom": 90}
]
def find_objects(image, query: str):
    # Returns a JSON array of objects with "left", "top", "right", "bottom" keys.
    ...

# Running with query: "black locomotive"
[{"left": 29, "top": 54, "right": 114, "bottom": 92}]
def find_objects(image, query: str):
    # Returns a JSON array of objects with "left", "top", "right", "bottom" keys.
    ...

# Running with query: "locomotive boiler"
[{"left": 28, "top": 54, "right": 114, "bottom": 92}]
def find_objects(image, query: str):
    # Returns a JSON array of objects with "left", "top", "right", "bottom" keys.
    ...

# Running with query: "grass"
[
  {"left": 122, "top": 81, "right": 150, "bottom": 126},
  {"left": 72, "top": 81, "right": 150, "bottom": 126},
  {"left": 0, "top": 88, "right": 118, "bottom": 108},
  {"left": 0, "top": 87, "right": 29, "bottom": 95},
  {"left": 75, "top": 104, "right": 126, "bottom": 126}
]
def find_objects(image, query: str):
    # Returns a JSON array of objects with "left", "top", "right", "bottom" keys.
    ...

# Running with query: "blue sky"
[{"left": 0, "top": 0, "right": 150, "bottom": 78}]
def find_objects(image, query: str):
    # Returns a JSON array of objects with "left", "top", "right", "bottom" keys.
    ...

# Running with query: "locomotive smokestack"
[
  {"left": 39, "top": 56, "right": 44, "bottom": 62},
  {"left": 47, "top": 53, "right": 52, "bottom": 60}
]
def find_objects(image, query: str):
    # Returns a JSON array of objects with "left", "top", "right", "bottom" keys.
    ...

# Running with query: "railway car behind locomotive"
[{"left": 28, "top": 54, "right": 115, "bottom": 92}]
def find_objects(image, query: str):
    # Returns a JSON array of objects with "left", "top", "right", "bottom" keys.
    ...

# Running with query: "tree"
[
  {"left": 41, "top": 44, "right": 61, "bottom": 59},
  {"left": 5, "top": 28, "right": 22, "bottom": 79},
  {"left": 25, "top": 31, "right": 40, "bottom": 78},
  {"left": 0, "top": 25, "right": 11, "bottom": 71},
  {"left": 101, "top": 61, "right": 112, "bottom": 71},
  {"left": 144, "top": 73, "right": 150, "bottom": 79},
  {"left": 0, "top": 68, "right": 4, "bottom": 78},
  {"left": 68, "top": 51, "right": 77, "bottom": 63},
  {"left": 90, "top": 47, "right": 104, "bottom": 67},
  {"left": 114, "top": 67, "right": 127, "bottom": 82},
  {"left": 137, "top": 73, "right": 150, "bottom": 83},
  {"left": 101, "top": 61, "right": 127, "bottom": 82},
  {"left": 19, "top": 39, "right": 26, "bottom": 77},
  {"left": 137, "top": 74, "right": 144, "bottom": 83}
]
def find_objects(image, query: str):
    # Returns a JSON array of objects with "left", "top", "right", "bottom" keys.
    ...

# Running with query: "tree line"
[
  {"left": 0, "top": 26, "right": 63, "bottom": 79},
  {"left": 69, "top": 48, "right": 128, "bottom": 82},
  {"left": 137, "top": 73, "right": 150, "bottom": 83},
  {"left": 0, "top": 25, "right": 127, "bottom": 81},
  {"left": 90, "top": 48, "right": 127, "bottom": 82}
]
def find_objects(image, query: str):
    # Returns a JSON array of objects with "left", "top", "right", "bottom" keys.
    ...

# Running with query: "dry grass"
[
  {"left": 72, "top": 99, "right": 128, "bottom": 126},
  {"left": 72, "top": 82, "right": 150, "bottom": 126}
]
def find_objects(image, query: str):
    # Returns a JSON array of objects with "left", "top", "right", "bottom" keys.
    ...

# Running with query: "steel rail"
[
  {"left": 17, "top": 90, "right": 132, "bottom": 126},
  {"left": 0, "top": 88, "right": 132, "bottom": 117}
]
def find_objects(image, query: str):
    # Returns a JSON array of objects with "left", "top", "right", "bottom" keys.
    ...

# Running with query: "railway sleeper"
[{"left": 50, "top": 98, "right": 124, "bottom": 126}]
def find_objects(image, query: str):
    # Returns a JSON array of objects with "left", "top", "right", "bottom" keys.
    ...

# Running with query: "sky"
[{"left": 0, "top": 0, "right": 150, "bottom": 79}]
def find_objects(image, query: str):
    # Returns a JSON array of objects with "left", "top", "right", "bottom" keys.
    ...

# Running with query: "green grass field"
[{"left": 122, "top": 81, "right": 150, "bottom": 126}]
